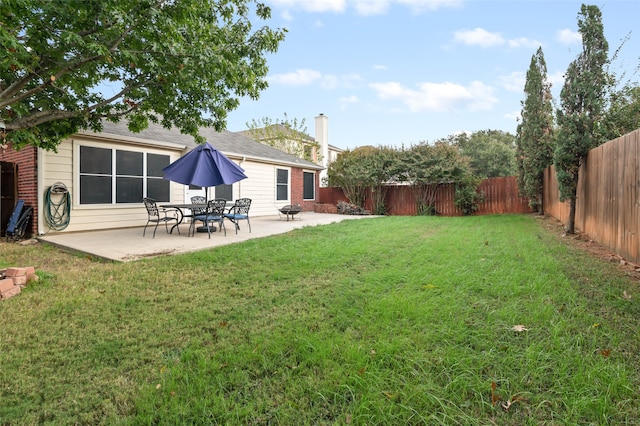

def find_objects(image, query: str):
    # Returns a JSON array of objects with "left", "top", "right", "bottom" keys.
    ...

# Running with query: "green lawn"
[{"left": 1, "top": 215, "right": 639, "bottom": 425}]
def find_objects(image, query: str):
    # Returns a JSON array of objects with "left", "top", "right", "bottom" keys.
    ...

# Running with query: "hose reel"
[{"left": 44, "top": 182, "right": 71, "bottom": 231}]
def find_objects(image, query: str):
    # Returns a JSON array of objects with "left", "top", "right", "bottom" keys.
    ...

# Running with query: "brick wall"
[
  {"left": 291, "top": 168, "right": 303, "bottom": 206},
  {"left": 0, "top": 145, "right": 38, "bottom": 236},
  {"left": 290, "top": 168, "right": 321, "bottom": 212}
]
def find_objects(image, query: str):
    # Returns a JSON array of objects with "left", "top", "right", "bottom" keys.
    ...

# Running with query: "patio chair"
[
  {"left": 190, "top": 198, "right": 227, "bottom": 238},
  {"left": 143, "top": 197, "right": 180, "bottom": 238},
  {"left": 224, "top": 198, "right": 251, "bottom": 234},
  {"left": 189, "top": 195, "right": 207, "bottom": 221}
]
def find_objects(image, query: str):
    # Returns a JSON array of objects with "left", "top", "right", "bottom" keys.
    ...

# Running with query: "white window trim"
[
  {"left": 73, "top": 140, "right": 175, "bottom": 209},
  {"left": 275, "top": 167, "right": 290, "bottom": 203}
]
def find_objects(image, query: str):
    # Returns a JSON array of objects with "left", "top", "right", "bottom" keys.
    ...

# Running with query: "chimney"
[{"left": 315, "top": 113, "right": 329, "bottom": 187}]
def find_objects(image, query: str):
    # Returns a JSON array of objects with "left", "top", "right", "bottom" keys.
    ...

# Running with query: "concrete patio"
[{"left": 37, "top": 212, "right": 377, "bottom": 262}]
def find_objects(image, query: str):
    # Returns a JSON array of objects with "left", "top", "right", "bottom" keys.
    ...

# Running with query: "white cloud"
[
  {"left": 453, "top": 28, "right": 543, "bottom": 50},
  {"left": 268, "top": 0, "right": 347, "bottom": 13},
  {"left": 508, "top": 37, "right": 543, "bottom": 49},
  {"left": 269, "top": 69, "right": 362, "bottom": 89},
  {"left": 339, "top": 95, "right": 360, "bottom": 109},
  {"left": 352, "top": 0, "right": 391, "bottom": 15},
  {"left": 280, "top": 9, "right": 294, "bottom": 21},
  {"left": 453, "top": 28, "right": 505, "bottom": 48},
  {"left": 321, "top": 73, "right": 363, "bottom": 89},
  {"left": 268, "top": 0, "right": 460, "bottom": 15},
  {"left": 369, "top": 80, "right": 498, "bottom": 112},
  {"left": 397, "top": 0, "right": 462, "bottom": 13},
  {"left": 504, "top": 110, "right": 521, "bottom": 123},
  {"left": 268, "top": 69, "right": 323, "bottom": 85},
  {"left": 557, "top": 29, "right": 581, "bottom": 45},
  {"left": 500, "top": 71, "right": 525, "bottom": 93},
  {"left": 373, "top": 64, "right": 387, "bottom": 71}
]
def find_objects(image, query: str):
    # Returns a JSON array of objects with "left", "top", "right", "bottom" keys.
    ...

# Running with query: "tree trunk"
[
  {"left": 566, "top": 186, "right": 578, "bottom": 234},
  {"left": 536, "top": 193, "right": 543, "bottom": 215}
]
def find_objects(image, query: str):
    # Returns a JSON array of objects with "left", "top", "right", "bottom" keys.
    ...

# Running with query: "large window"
[
  {"left": 303, "top": 171, "right": 315, "bottom": 200},
  {"left": 276, "top": 168, "right": 289, "bottom": 201},
  {"left": 79, "top": 146, "right": 170, "bottom": 204}
]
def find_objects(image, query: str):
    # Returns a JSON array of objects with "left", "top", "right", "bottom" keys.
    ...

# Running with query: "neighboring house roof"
[{"left": 83, "top": 120, "right": 323, "bottom": 170}]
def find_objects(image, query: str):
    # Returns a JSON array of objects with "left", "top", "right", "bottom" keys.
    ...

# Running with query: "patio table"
[
  {"left": 161, "top": 202, "right": 231, "bottom": 234},
  {"left": 160, "top": 203, "right": 204, "bottom": 234}
]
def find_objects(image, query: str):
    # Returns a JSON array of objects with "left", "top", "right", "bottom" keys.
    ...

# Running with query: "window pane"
[
  {"left": 148, "top": 179, "right": 170, "bottom": 202},
  {"left": 303, "top": 172, "right": 315, "bottom": 200},
  {"left": 116, "top": 150, "right": 143, "bottom": 176},
  {"left": 116, "top": 177, "right": 143, "bottom": 203},
  {"left": 215, "top": 184, "right": 232, "bottom": 201},
  {"left": 148, "top": 154, "right": 169, "bottom": 177},
  {"left": 276, "top": 168, "right": 288, "bottom": 201},
  {"left": 80, "top": 176, "right": 112, "bottom": 204},
  {"left": 277, "top": 169, "right": 288, "bottom": 184},
  {"left": 189, "top": 184, "right": 202, "bottom": 190},
  {"left": 276, "top": 185, "right": 288, "bottom": 201},
  {"left": 80, "top": 146, "right": 111, "bottom": 174}
]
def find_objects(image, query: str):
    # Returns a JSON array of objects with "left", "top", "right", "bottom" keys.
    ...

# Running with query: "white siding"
[
  {"left": 40, "top": 137, "right": 299, "bottom": 233},
  {"left": 233, "top": 161, "right": 284, "bottom": 217},
  {"left": 41, "top": 137, "right": 183, "bottom": 234}
]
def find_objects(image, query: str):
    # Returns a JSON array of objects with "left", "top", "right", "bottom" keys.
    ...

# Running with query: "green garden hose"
[{"left": 44, "top": 182, "right": 71, "bottom": 231}]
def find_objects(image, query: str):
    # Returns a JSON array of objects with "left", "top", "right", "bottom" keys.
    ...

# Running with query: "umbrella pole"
[{"left": 197, "top": 186, "right": 216, "bottom": 233}]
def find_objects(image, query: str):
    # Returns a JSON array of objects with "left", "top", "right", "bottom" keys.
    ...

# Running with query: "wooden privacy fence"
[
  {"left": 544, "top": 129, "right": 640, "bottom": 265},
  {"left": 319, "top": 176, "right": 533, "bottom": 217}
]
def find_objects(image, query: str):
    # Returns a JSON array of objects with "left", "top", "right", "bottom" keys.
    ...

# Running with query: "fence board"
[
  {"left": 543, "top": 128, "right": 640, "bottom": 264},
  {"left": 319, "top": 176, "right": 533, "bottom": 217}
]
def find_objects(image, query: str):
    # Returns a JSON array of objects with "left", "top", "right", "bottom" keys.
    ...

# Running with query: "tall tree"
[
  {"left": 554, "top": 4, "right": 609, "bottom": 234},
  {"left": 326, "top": 148, "right": 370, "bottom": 208},
  {"left": 515, "top": 47, "right": 555, "bottom": 214},
  {"left": 397, "top": 141, "right": 470, "bottom": 215},
  {"left": 450, "top": 130, "right": 516, "bottom": 178},
  {"left": 245, "top": 113, "right": 318, "bottom": 162},
  {"left": 602, "top": 84, "right": 640, "bottom": 140},
  {"left": 0, "top": 0, "right": 286, "bottom": 150}
]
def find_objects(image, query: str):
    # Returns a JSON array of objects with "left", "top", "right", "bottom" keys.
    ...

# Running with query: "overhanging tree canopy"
[{"left": 1, "top": 0, "right": 286, "bottom": 150}]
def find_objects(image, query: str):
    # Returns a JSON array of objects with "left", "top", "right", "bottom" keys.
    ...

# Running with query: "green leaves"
[{"left": 1, "top": 0, "right": 286, "bottom": 150}]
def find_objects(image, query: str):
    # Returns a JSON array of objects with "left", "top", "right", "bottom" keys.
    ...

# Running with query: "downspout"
[
  {"left": 37, "top": 147, "right": 45, "bottom": 235},
  {"left": 238, "top": 156, "right": 246, "bottom": 197}
]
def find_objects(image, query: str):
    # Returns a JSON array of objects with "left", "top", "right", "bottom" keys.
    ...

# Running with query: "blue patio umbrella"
[{"left": 162, "top": 141, "right": 248, "bottom": 200}]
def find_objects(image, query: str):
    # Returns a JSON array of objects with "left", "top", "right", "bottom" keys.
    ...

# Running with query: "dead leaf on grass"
[
  {"left": 623, "top": 290, "right": 632, "bottom": 300},
  {"left": 491, "top": 382, "right": 502, "bottom": 405},
  {"left": 501, "top": 395, "right": 527, "bottom": 412},
  {"left": 512, "top": 325, "right": 528, "bottom": 332},
  {"left": 599, "top": 349, "right": 611, "bottom": 358}
]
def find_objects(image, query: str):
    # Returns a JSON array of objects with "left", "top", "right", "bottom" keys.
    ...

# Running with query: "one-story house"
[{"left": 0, "top": 120, "right": 323, "bottom": 236}]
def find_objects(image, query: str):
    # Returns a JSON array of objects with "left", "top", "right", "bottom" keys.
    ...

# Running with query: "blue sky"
[{"left": 224, "top": 0, "right": 640, "bottom": 150}]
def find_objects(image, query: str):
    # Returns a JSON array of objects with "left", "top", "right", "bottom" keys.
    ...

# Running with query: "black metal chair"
[
  {"left": 190, "top": 198, "right": 227, "bottom": 238},
  {"left": 224, "top": 198, "right": 252, "bottom": 234},
  {"left": 189, "top": 195, "right": 207, "bottom": 221},
  {"left": 143, "top": 197, "right": 180, "bottom": 238}
]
